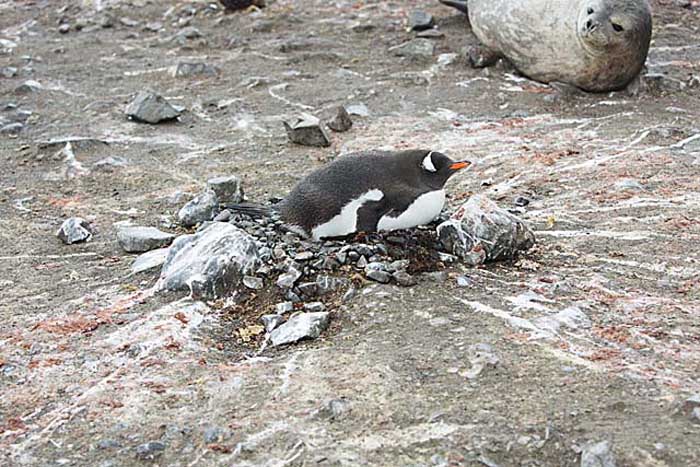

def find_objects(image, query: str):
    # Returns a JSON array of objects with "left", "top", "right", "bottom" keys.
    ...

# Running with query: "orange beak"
[{"left": 449, "top": 160, "right": 471, "bottom": 171}]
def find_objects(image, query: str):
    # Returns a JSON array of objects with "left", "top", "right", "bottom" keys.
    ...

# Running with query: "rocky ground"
[{"left": 2, "top": 0, "right": 700, "bottom": 466}]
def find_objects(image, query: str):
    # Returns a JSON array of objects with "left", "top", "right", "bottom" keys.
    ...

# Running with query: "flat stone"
[
  {"left": 392, "top": 270, "right": 417, "bottom": 287},
  {"left": 131, "top": 248, "right": 169, "bottom": 274},
  {"left": 260, "top": 314, "right": 284, "bottom": 333},
  {"left": 389, "top": 39, "right": 435, "bottom": 60},
  {"left": 456, "top": 275, "right": 472, "bottom": 287},
  {"left": 269, "top": 312, "right": 330, "bottom": 346},
  {"left": 408, "top": 11, "right": 434, "bottom": 31},
  {"left": 304, "top": 302, "right": 326, "bottom": 312},
  {"left": 207, "top": 176, "right": 243, "bottom": 205},
  {"left": 366, "top": 269, "right": 391, "bottom": 283},
  {"left": 284, "top": 114, "right": 331, "bottom": 147},
  {"left": 58, "top": 23, "right": 71, "bottom": 33},
  {"left": 56, "top": 217, "right": 92, "bottom": 245},
  {"left": 1, "top": 66, "right": 18, "bottom": 78},
  {"left": 327, "top": 106, "right": 353, "bottom": 132},
  {"left": 275, "top": 301, "right": 294, "bottom": 314},
  {"left": 580, "top": 440, "right": 616, "bottom": 467},
  {"left": 294, "top": 251, "right": 314, "bottom": 261},
  {"left": 681, "top": 394, "right": 700, "bottom": 415},
  {"left": 437, "top": 195, "right": 535, "bottom": 266},
  {"left": 158, "top": 222, "right": 259, "bottom": 299},
  {"left": 93, "top": 156, "right": 128, "bottom": 171},
  {"left": 203, "top": 426, "right": 224, "bottom": 443},
  {"left": 276, "top": 266, "right": 302, "bottom": 288},
  {"left": 0, "top": 123, "right": 23, "bottom": 135},
  {"left": 424, "top": 271, "right": 448, "bottom": 283},
  {"left": 345, "top": 103, "right": 369, "bottom": 117},
  {"left": 125, "top": 91, "right": 181, "bottom": 124},
  {"left": 117, "top": 226, "right": 175, "bottom": 253},
  {"left": 14, "top": 80, "right": 42, "bottom": 94},
  {"left": 178, "top": 190, "right": 218, "bottom": 227},
  {"left": 243, "top": 275, "right": 263, "bottom": 290},
  {"left": 135, "top": 441, "right": 166, "bottom": 460},
  {"left": 417, "top": 29, "right": 445, "bottom": 39},
  {"left": 174, "top": 62, "right": 220, "bottom": 78}
]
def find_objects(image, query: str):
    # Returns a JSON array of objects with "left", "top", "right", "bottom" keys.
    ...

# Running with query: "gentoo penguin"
[{"left": 235, "top": 150, "right": 471, "bottom": 241}]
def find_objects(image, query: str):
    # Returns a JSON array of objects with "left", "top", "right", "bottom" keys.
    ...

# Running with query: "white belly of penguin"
[
  {"left": 377, "top": 190, "right": 446, "bottom": 232},
  {"left": 311, "top": 189, "right": 384, "bottom": 240}
]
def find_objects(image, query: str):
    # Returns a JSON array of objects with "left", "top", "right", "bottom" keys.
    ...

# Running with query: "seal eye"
[
  {"left": 587, "top": 7, "right": 594, "bottom": 14},
  {"left": 611, "top": 23, "right": 624, "bottom": 32}
]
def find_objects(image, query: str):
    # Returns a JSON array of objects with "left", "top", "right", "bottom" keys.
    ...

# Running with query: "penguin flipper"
[
  {"left": 356, "top": 199, "right": 390, "bottom": 233},
  {"left": 439, "top": 0, "right": 469, "bottom": 15},
  {"left": 226, "top": 202, "right": 274, "bottom": 218}
]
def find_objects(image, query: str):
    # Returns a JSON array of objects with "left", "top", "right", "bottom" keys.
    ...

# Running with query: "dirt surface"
[{"left": 2, "top": 0, "right": 700, "bottom": 466}]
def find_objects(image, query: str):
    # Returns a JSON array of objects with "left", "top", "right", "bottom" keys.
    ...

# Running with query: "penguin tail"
[
  {"left": 439, "top": 0, "right": 469, "bottom": 15},
  {"left": 226, "top": 202, "right": 275, "bottom": 218}
]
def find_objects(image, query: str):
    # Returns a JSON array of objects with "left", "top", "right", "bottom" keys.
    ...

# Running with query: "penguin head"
[{"left": 414, "top": 150, "right": 471, "bottom": 189}]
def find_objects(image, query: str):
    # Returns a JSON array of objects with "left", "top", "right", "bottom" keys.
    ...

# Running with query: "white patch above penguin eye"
[{"left": 421, "top": 152, "right": 437, "bottom": 172}]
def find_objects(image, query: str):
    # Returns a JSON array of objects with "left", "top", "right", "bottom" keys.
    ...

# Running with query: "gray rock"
[
  {"left": 464, "top": 343, "right": 500, "bottom": 379},
  {"left": 580, "top": 440, "right": 616, "bottom": 467},
  {"left": 424, "top": 271, "right": 448, "bottom": 283},
  {"left": 203, "top": 427, "right": 224, "bottom": 443},
  {"left": 0, "top": 66, "right": 17, "bottom": 78},
  {"left": 0, "top": 122, "right": 23, "bottom": 135},
  {"left": 417, "top": 29, "right": 445, "bottom": 39},
  {"left": 14, "top": 80, "right": 42, "bottom": 94},
  {"left": 284, "top": 114, "right": 331, "bottom": 147},
  {"left": 158, "top": 222, "right": 259, "bottom": 299},
  {"left": 692, "top": 408, "right": 700, "bottom": 424},
  {"left": 681, "top": 394, "right": 700, "bottom": 415},
  {"left": 298, "top": 281, "right": 319, "bottom": 298},
  {"left": 56, "top": 217, "right": 92, "bottom": 245},
  {"left": 97, "top": 439, "right": 121, "bottom": 449},
  {"left": 276, "top": 266, "right": 302, "bottom": 289},
  {"left": 135, "top": 441, "right": 166, "bottom": 460},
  {"left": 58, "top": 23, "right": 71, "bottom": 34},
  {"left": 392, "top": 270, "right": 417, "bottom": 287},
  {"left": 437, "top": 195, "right": 535, "bottom": 266},
  {"left": 534, "top": 306, "right": 591, "bottom": 334},
  {"left": 356, "top": 255, "right": 368, "bottom": 268},
  {"left": 269, "top": 312, "right": 330, "bottom": 346},
  {"left": 304, "top": 302, "right": 326, "bottom": 312},
  {"left": 389, "top": 39, "right": 435, "bottom": 60},
  {"left": 614, "top": 179, "right": 645, "bottom": 191},
  {"left": 125, "top": 91, "right": 181, "bottom": 124},
  {"left": 366, "top": 269, "right": 391, "bottom": 283},
  {"left": 93, "top": 156, "right": 128, "bottom": 171},
  {"left": 345, "top": 103, "right": 369, "bottom": 117},
  {"left": 316, "top": 398, "right": 351, "bottom": 420},
  {"left": 207, "top": 176, "right": 243, "bottom": 205},
  {"left": 213, "top": 209, "right": 232, "bottom": 222},
  {"left": 315, "top": 274, "right": 345, "bottom": 295},
  {"left": 178, "top": 190, "right": 219, "bottom": 227},
  {"left": 408, "top": 11, "right": 434, "bottom": 31},
  {"left": 437, "top": 252, "right": 457, "bottom": 264},
  {"left": 117, "top": 226, "right": 175, "bottom": 253},
  {"left": 276, "top": 301, "right": 294, "bottom": 314},
  {"left": 174, "top": 62, "right": 219, "bottom": 78},
  {"left": 327, "top": 106, "right": 353, "bottom": 132},
  {"left": 260, "top": 314, "right": 285, "bottom": 333},
  {"left": 131, "top": 248, "right": 169, "bottom": 274},
  {"left": 643, "top": 72, "right": 686, "bottom": 94},
  {"left": 456, "top": 275, "right": 472, "bottom": 287},
  {"left": 243, "top": 275, "right": 263, "bottom": 290},
  {"left": 294, "top": 251, "right": 314, "bottom": 261}
]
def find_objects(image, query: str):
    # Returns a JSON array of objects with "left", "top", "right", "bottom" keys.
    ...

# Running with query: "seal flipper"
[{"left": 439, "top": 0, "right": 469, "bottom": 15}]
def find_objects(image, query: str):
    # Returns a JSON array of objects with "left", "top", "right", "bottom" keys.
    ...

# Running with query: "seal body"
[
  {"left": 443, "top": 0, "right": 652, "bottom": 92},
  {"left": 276, "top": 150, "right": 470, "bottom": 240}
]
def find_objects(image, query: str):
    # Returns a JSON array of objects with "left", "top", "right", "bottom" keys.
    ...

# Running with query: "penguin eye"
[
  {"left": 421, "top": 152, "right": 437, "bottom": 172},
  {"left": 611, "top": 22, "right": 624, "bottom": 32}
]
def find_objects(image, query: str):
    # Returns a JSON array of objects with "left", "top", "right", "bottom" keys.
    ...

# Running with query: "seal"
[{"left": 440, "top": 0, "right": 652, "bottom": 92}]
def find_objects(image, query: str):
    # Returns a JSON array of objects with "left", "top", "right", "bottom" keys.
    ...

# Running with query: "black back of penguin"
[{"left": 277, "top": 149, "right": 456, "bottom": 235}]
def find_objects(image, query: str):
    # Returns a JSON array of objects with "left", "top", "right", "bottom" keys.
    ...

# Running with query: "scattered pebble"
[
  {"left": 416, "top": 29, "right": 445, "bottom": 39},
  {"left": 276, "top": 266, "right": 302, "bottom": 289},
  {"left": 131, "top": 248, "right": 169, "bottom": 274},
  {"left": 243, "top": 275, "right": 264, "bottom": 290},
  {"left": 1, "top": 66, "right": 18, "bottom": 78},
  {"left": 580, "top": 440, "right": 616, "bottom": 467},
  {"left": 117, "top": 226, "right": 175, "bottom": 253},
  {"left": 125, "top": 91, "right": 182, "bottom": 124},
  {"left": 283, "top": 114, "right": 331, "bottom": 147},
  {"left": 135, "top": 441, "right": 166, "bottom": 460},
  {"left": 345, "top": 103, "right": 370, "bottom": 117},
  {"left": 408, "top": 11, "right": 434, "bottom": 31},
  {"left": 269, "top": 312, "right": 330, "bottom": 346},
  {"left": 56, "top": 217, "right": 92, "bottom": 245},
  {"left": 304, "top": 301, "right": 326, "bottom": 312},
  {"left": 276, "top": 302, "right": 294, "bottom": 314},
  {"left": 207, "top": 176, "right": 244, "bottom": 205},
  {"left": 260, "top": 314, "right": 284, "bottom": 332},
  {"left": 463, "top": 343, "right": 499, "bottom": 379},
  {"left": 389, "top": 39, "right": 435, "bottom": 60},
  {"left": 392, "top": 270, "right": 417, "bottom": 286},
  {"left": 14, "top": 80, "right": 42, "bottom": 94},
  {"left": 174, "top": 62, "right": 219, "bottom": 78},
  {"left": 327, "top": 106, "right": 353, "bottom": 132},
  {"left": 178, "top": 189, "right": 219, "bottom": 227}
]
